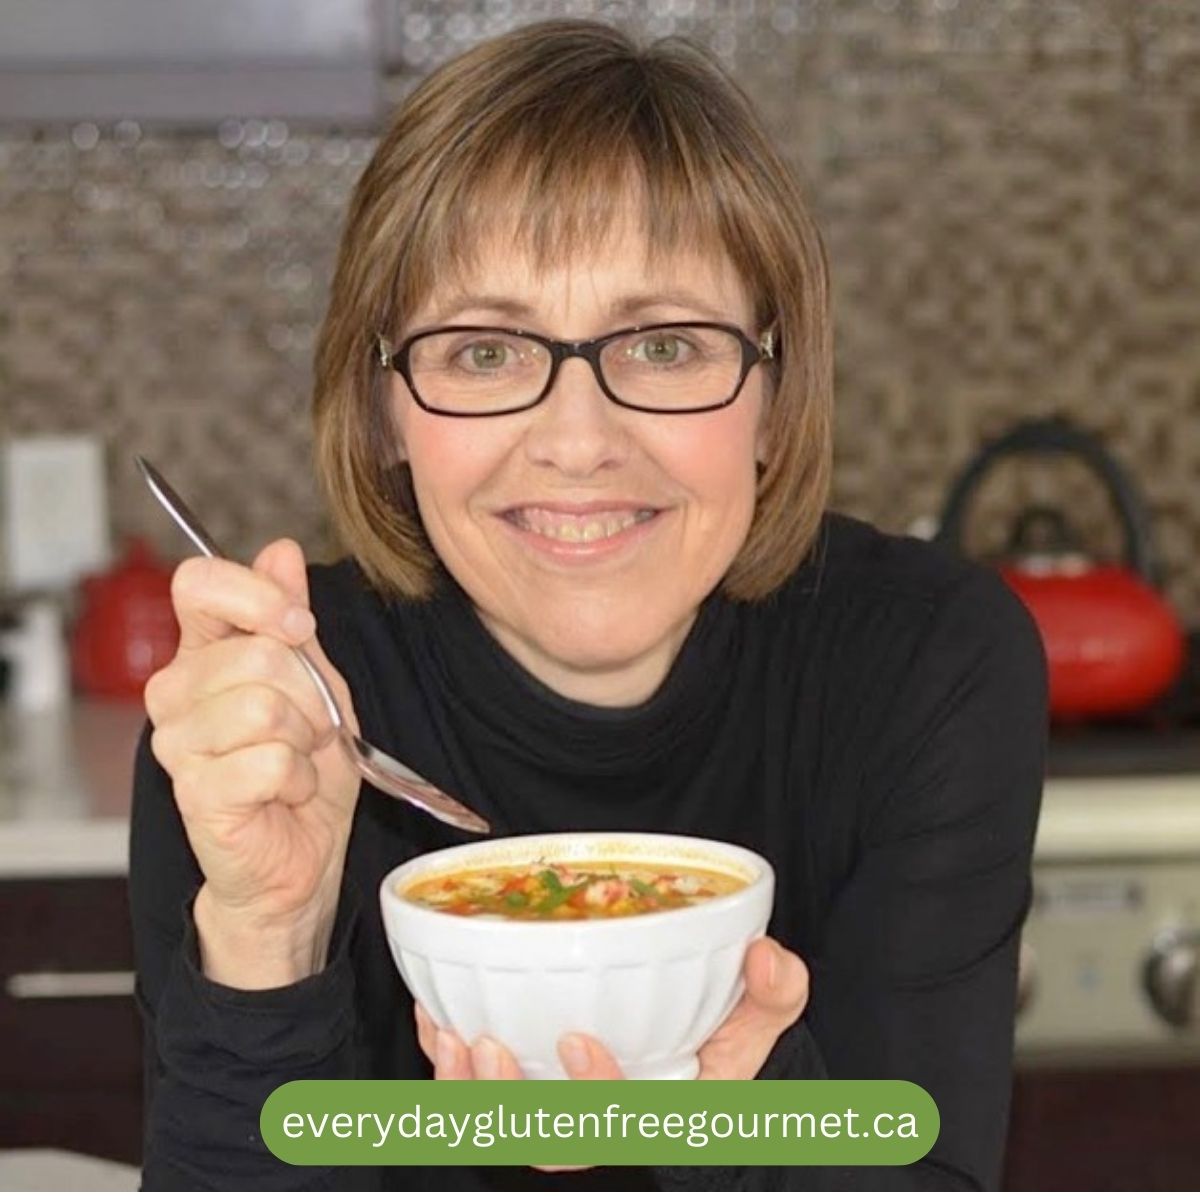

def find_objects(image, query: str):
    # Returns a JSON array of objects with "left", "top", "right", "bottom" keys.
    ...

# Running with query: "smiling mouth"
[{"left": 500, "top": 507, "right": 661, "bottom": 543}]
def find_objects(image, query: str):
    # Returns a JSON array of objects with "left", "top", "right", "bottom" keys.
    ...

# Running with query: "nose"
[{"left": 521, "top": 354, "right": 630, "bottom": 478}]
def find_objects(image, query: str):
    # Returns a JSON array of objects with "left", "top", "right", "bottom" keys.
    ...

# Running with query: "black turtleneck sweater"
[{"left": 129, "top": 511, "right": 1048, "bottom": 1191}]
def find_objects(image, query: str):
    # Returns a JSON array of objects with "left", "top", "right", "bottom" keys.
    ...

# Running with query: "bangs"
[{"left": 391, "top": 63, "right": 770, "bottom": 325}]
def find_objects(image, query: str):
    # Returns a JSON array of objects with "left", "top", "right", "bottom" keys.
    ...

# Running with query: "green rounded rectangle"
[{"left": 260, "top": 1079, "right": 939, "bottom": 1166}]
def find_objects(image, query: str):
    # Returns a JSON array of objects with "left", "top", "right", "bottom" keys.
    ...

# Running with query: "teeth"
[{"left": 507, "top": 508, "right": 656, "bottom": 542}]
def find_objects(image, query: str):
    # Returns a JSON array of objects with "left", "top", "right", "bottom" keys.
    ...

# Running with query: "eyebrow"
[{"left": 423, "top": 289, "right": 739, "bottom": 328}]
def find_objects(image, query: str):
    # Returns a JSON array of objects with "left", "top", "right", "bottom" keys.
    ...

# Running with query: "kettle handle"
[{"left": 934, "top": 415, "right": 1162, "bottom": 586}]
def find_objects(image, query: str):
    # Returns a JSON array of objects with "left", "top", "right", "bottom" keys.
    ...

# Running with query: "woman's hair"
[{"left": 314, "top": 18, "right": 832, "bottom": 602}]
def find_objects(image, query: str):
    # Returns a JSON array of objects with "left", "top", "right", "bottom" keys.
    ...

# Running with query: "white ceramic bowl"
[{"left": 379, "top": 831, "right": 774, "bottom": 1080}]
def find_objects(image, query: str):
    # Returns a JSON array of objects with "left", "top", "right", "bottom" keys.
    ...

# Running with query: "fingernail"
[
  {"left": 282, "top": 606, "right": 315, "bottom": 642},
  {"left": 435, "top": 1029, "right": 456, "bottom": 1073},
  {"left": 559, "top": 1035, "right": 590, "bottom": 1075},
  {"left": 473, "top": 1037, "right": 501, "bottom": 1077}
]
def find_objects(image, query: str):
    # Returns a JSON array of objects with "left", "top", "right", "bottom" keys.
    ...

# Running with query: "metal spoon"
[{"left": 135, "top": 456, "right": 490, "bottom": 836}]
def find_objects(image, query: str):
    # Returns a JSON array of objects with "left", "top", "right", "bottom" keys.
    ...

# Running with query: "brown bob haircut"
[{"left": 314, "top": 18, "right": 832, "bottom": 603}]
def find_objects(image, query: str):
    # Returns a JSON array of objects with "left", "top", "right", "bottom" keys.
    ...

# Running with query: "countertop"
[
  {"left": 0, "top": 699, "right": 145, "bottom": 878},
  {"left": 0, "top": 1149, "right": 140, "bottom": 1191},
  {"left": 1, "top": 700, "right": 1199, "bottom": 878}
]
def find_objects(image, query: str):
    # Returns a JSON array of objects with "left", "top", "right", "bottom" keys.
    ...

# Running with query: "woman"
[{"left": 131, "top": 18, "right": 1047, "bottom": 1191}]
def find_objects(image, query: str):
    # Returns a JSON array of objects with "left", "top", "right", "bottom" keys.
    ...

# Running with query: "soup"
[{"left": 403, "top": 860, "right": 746, "bottom": 920}]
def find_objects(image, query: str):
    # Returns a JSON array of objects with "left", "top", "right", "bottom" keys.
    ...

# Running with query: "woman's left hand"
[{"left": 413, "top": 935, "right": 810, "bottom": 1083}]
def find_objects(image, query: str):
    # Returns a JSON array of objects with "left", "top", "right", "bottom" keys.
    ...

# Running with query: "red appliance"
[
  {"left": 71, "top": 537, "right": 180, "bottom": 700},
  {"left": 936, "top": 416, "right": 1187, "bottom": 721}
]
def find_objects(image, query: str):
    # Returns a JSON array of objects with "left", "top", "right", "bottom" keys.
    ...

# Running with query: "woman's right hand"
[{"left": 144, "top": 537, "right": 362, "bottom": 990}]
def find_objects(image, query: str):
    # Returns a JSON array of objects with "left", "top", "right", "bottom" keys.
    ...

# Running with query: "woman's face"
[{"left": 389, "top": 211, "right": 768, "bottom": 706}]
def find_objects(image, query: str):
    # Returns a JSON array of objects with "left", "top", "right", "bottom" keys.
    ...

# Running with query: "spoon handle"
[
  {"left": 135, "top": 455, "right": 343, "bottom": 730},
  {"left": 136, "top": 456, "right": 223, "bottom": 559}
]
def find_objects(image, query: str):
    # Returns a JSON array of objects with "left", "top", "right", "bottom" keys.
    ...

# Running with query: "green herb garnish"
[{"left": 535, "top": 880, "right": 588, "bottom": 914}]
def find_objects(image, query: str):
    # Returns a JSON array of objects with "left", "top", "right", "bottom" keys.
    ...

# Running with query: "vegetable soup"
[{"left": 402, "top": 860, "right": 746, "bottom": 920}]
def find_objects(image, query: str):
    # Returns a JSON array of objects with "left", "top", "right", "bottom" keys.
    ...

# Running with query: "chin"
[{"left": 526, "top": 605, "right": 679, "bottom": 673}]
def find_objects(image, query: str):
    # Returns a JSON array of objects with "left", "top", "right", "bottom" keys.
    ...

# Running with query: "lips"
[{"left": 502, "top": 506, "right": 659, "bottom": 543}]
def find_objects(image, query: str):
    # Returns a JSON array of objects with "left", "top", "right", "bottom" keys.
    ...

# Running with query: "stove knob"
[{"left": 1142, "top": 929, "right": 1199, "bottom": 1029}]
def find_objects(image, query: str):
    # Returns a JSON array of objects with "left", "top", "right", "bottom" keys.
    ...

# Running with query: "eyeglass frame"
[{"left": 375, "top": 321, "right": 777, "bottom": 417}]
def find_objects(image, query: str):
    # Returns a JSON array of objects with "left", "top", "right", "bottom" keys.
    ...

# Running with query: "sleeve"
[
  {"left": 797, "top": 565, "right": 1049, "bottom": 1190},
  {"left": 128, "top": 723, "right": 374, "bottom": 1191}
]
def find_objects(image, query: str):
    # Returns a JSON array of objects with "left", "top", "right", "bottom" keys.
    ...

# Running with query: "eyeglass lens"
[{"left": 406, "top": 326, "right": 747, "bottom": 414}]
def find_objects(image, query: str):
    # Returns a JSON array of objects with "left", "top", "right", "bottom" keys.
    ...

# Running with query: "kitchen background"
[
  {"left": 2, "top": 0, "right": 1199, "bottom": 607},
  {"left": 1, "top": 0, "right": 1198, "bottom": 1191}
]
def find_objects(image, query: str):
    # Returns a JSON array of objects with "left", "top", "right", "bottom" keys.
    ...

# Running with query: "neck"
[{"left": 474, "top": 608, "right": 699, "bottom": 708}]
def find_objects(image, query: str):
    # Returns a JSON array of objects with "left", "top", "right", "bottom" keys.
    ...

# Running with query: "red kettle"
[
  {"left": 936, "top": 416, "right": 1186, "bottom": 722},
  {"left": 71, "top": 537, "right": 180, "bottom": 700}
]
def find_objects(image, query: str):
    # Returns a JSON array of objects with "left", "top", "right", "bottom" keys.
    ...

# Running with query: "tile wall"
[{"left": 2, "top": 0, "right": 1197, "bottom": 619}]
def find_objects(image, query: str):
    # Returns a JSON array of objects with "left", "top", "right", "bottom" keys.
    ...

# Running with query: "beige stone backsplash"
[{"left": 1, "top": 0, "right": 1196, "bottom": 622}]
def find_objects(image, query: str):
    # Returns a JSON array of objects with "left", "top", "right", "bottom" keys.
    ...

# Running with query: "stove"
[{"left": 1017, "top": 633, "right": 1200, "bottom": 1066}]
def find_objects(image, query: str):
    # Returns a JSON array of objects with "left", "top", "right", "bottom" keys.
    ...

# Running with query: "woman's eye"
[
  {"left": 460, "top": 341, "right": 510, "bottom": 370},
  {"left": 632, "top": 333, "right": 692, "bottom": 365}
]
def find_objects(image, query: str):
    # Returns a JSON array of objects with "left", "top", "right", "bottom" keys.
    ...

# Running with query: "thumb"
[
  {"left": 252, "top": 537, "right": 310, "bottom": 613},
  {"left": 252, "top": 538, "right": 356, "bottom": 736},
  {"left": 743, "top": 938, "right": 809, "bottom": 1023}
]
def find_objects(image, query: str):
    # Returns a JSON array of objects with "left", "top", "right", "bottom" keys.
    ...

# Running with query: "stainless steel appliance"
[
  {"left": 1021, "top": 775, "right": 1200, "bottom": 1065},
  {"left": 1007, "top": 664, "right": 1200, "bottom": 1189},
  {"left": 1018, "top": 637, "right": 1200, "bottom": 1066}
]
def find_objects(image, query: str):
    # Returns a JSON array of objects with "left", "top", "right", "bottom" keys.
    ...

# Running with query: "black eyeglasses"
[{"left": 375, "top": 321, "right": 776, "bottom": 417}]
